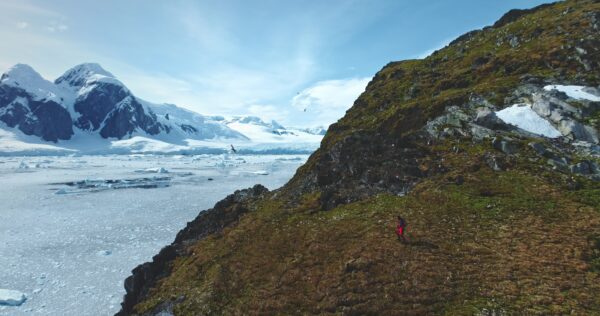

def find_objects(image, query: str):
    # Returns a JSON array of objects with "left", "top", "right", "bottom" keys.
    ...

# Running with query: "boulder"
[
  {"left": 532, "top": 93, "right": 598, "bottom": 143},
  {"left": 470, "top": 124, "right": 495, "bottom": 141},
  {"left": 547, "top": 158, "right": 569, "bottom": 172},
  {"left": 558, "top": 120, "right": 599, "bottom": 144},
  {"left": 492, "top": 137, "right": 519, "bottom": 155},
  {"left": 528, "top": 142, "right": 547, "bottom": 156},
  {"left": 475, "top": 108, "right": 504, "bottom": 129},
  {"left": 569, "top": 161, "right": 593, "bottom": 175}
]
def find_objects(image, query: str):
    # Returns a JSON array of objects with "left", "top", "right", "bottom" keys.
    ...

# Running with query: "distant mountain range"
[{"left": 0, "top": 63, "right": 324, "bottom": 155}]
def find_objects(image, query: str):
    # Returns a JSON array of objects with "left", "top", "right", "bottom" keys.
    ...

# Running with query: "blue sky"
[{"left": 0, "top": 0, "right": 552, "bottom": 127}]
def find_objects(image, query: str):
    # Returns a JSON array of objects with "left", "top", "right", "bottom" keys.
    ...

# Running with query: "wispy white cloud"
[
  {"left": 291, "top": 77, "right": 371, "bottom": 127},
  {"left": 0, "top": 0, "right": 372, "bottom": 128},
  {"left": 0, "top": 1, "right": 60, "bottom": 18},
  {"left": 0, "top": 24, "right": 78, "bottom": 78},
  {"left": 0, "top": 1, "right": 63, "bottom": 35},
  {"left": 113, "top": 60, "right": 310, "bottom": 117},
  {"left": 45, "top": 20, "right": 68, "bottom": 32},
  {"left": 174, "top": 4, "right": 236, "bottom": 56},
  {"left": 246, "top": 104, "right": 289, "bottom": 123}
]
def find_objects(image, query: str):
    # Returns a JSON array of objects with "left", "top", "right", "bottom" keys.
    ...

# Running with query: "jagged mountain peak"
[
  {"left": 1, "top": 63, "right": 41, "bottom": 80},
  {"left": 0, "top": 63, "right": 56, "bottom": 94},
  {"left": 0, "top": 63, "right": 71, "bottom": 108},
  {"left": 55, "top": 62, "right": 118, "bottom": 88}
]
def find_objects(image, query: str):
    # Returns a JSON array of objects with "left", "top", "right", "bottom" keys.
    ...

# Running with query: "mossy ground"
[{"left": 134, "top": 141, "right": 600, "bottom": 315}]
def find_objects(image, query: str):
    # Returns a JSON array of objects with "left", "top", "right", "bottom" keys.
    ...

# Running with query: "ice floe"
[
  {"left": 135, "top": 167, "right": 169, "bottom": 174},
  {"left": 53, "top": 176, "right": 172, "bottom": 194},
  {"left": 96, "top": 250, "right": 112, "bottom": 256},
  {"left": 0, "top": 289, "right": 26, "bottom": 306}
]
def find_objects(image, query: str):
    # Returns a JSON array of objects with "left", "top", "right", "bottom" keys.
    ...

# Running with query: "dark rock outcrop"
[
  {"left": 309, "top": 130, "right": 438, "bottom": 210},
  {"left": 98, "top": 96, "right": 163, "bottom": 139},
  {"left": 63, "top": 70, "right": 165, "bottom": 139},
  {"left": 73, "top": 82, "right": 131, "bottom": 131},
  {"left": 0, "top": 85, "right": 73, "bottom": 142}
]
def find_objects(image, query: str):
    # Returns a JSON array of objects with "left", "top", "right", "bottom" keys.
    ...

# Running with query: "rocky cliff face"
[
  {"left": 119, "top": 1, "right": 600, "bottom": 315},
  {"left": 0, "top": 65, "right": 73, "bottom": 142},
  {"left": 55, "top": 63, "right": 166, "bottom": 139}
]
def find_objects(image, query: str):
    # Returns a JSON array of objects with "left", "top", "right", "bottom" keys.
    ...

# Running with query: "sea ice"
[{"left": 0, "top": 154, "right": 307, "bottom": 315}]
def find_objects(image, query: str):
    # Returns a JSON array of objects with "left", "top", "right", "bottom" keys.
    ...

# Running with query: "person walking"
[{"left": 396, "top": 216, "right": 407, "bottom": 242}]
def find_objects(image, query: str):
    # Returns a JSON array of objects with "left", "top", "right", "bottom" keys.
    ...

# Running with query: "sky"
[{"left": 0, "top": 0, "right": 553, "bottom": 128}]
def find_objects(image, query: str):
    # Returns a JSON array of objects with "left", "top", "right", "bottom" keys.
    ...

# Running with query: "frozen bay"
[{"left": 0, "top": 154, "right": 307, "bottom": 315}]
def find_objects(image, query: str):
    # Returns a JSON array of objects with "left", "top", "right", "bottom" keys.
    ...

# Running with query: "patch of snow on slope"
[
  {"left": 496, "top": 104, "right": 562, "bottom": 138},
  {"left": 543, "top": 85, "right": 600, "bottom": 101}
]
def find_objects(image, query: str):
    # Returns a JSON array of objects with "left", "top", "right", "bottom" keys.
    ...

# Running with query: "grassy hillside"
[
  {"left": 319, "top": 0, "right": 600, "bottom": 148},
  {"left": 120, "top": 1, "right": 600, "bottom": 315},
  {"left": 134, "top": 143, "right": 600, "bottom": 315}
]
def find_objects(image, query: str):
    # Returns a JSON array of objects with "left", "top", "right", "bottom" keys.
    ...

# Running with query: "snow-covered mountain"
[
  {"left": 0, "top": 64, "right": 74, "bottom": 142},
  {"left": 218, "top": 115, "right": 323, "bottom": 146},
  {"left": 0, "top": 63, "right": 324, "bottom": 155}
]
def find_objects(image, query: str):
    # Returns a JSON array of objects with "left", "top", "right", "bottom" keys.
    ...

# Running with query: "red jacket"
[{"left": 396, "top": 224, "right": 405, "bottom": 236}]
